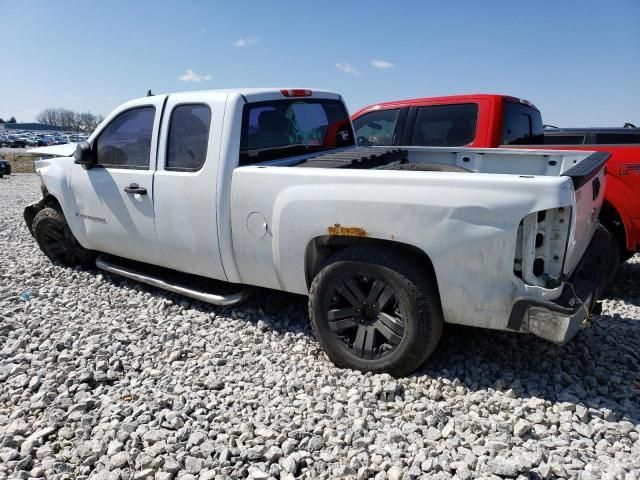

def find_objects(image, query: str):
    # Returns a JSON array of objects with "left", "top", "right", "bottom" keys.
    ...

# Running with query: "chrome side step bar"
[{"left": 95, "top": 256, "right": 252, "bottom": 306}]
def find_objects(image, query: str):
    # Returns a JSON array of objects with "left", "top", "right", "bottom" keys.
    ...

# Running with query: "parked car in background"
[
  {"left": 24, "top": 88, "right": 610, "bottom": 375},
  {"left": 543, "top": 125, "right": 640, "bottom": 145},
  {"left": 8, "top": 135, "right": 27, "bottom": 148},
  {"left": 352, "top": 94, "right": 640, "bottom": 272},
  {"left": 0, "top": 156, "right": 11, "bottom": 176}
]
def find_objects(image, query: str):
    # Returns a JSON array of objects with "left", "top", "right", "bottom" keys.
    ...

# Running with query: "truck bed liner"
[{"left": 296, "top": 147, "right": 408, "bottom": 169}]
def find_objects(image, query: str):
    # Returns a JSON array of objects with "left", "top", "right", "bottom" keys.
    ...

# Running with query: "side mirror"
[{"left": 74, "top": 141, "right": 96, "bottom": 168}]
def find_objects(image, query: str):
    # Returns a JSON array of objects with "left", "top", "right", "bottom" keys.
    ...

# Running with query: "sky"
[{"left": 0, "top": 0, "right": 639, "bottom": 127}]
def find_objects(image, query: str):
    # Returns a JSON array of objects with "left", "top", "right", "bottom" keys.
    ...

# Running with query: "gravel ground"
[{"left": 1, "top": 174, "right": 639, "bottom": 480}]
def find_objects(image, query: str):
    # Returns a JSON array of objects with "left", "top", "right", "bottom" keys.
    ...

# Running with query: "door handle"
[{"left": 124, "top": 183, "right": 147, "bottom": 195}]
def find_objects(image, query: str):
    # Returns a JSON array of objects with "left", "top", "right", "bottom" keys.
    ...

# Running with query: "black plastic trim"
[{"left": 562, "top": 151, "right": 609, "bottom": 188}]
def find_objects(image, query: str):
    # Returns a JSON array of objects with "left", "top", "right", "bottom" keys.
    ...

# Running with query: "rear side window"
[
  {"left": 353, "top": 109, "right": 401, "bottom": 146},
  {"left": 411, "top": 104, "right": 478, "bottom": 146},
  {"left": 240, "top": 98, "right": 354, "bottom": 165},
  {"left": 166, "top": 104, "right": 211, "bottom": 171},
  {"left": 95, "top": 107, "right": 155, "bottom": 168},
  {"left": 502, "top": 101, "right": 543, "bottom": 145},
  {"left": 544, "top": 134, "right": 585, "bottom": 144},
  {"left": 596, "top": 133, "right": 640, "bottom": 144}
]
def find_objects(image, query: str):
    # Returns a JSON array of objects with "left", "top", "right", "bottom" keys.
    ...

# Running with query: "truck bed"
[{"left": 284, "top": 145, "right": 604, "bottom": 181}]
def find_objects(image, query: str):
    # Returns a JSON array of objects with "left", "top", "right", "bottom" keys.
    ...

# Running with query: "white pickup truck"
[{"left": 25, "top": 88, "right": 610, "bottom": 376}]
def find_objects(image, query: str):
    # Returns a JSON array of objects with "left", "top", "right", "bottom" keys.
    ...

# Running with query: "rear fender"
[{"left": 602, "top": 175, "right": 638, "bottom": 251}]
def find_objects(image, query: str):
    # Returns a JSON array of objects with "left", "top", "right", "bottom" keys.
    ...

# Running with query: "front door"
[{"left": 70, "top": 98, "right": 166, "bottom": 265}]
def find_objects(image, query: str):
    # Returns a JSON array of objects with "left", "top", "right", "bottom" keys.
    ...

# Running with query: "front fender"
[
  {"left": 24, "top": 198, "right": 46, "bottom": 236},
  {"left": 30, "top": 157, "right": 89, "bottom": 246}
]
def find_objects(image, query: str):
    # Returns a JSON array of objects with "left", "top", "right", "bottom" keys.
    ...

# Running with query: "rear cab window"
[
  {"left": 411, "top": 104, "right": 478, "bottom": 146},
  {"left": 353, "top": 109, "right": 401, "bottom": 146},
  {"left": 502, "top": 101, "right": 543, "bottom": 145},
  {"left": 239, "top": 99, "right": 354, "bottom": 165}
]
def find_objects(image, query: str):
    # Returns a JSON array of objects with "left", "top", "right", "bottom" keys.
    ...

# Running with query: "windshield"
[{"left": 239, "top": 98, "right": 354, "bottom": 165}]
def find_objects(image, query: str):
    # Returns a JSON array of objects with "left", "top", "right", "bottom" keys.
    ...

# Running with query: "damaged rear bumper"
[{"left": 508, "top": 225, "right": 611, "bottom": 344}]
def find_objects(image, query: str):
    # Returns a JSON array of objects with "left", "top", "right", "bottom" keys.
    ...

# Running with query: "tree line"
[
  {"left": 0, "top": 117, "right": 17, "bottom": 123},
  {"left": 36, "top": 108, "right": 105, "bottom": 132}
]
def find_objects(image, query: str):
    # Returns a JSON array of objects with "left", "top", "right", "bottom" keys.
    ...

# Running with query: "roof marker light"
[{"left": 281, "top": 89, "right": 312, "bottom": 97}]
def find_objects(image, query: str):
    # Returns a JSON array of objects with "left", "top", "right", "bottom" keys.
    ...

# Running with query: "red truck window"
[
  {"left": 502, "top": 101, "right": 544, "bottom": 145},
  {"left": 411, "top": 104, "right": 478, "bottom": 147},
  {"left": 353, "top": 108, "right": 401, "bottom": 146}
]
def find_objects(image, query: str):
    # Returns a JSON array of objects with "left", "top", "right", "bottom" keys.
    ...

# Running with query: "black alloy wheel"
[
  {"left": 309, "top": 246, "right": 443, "bottom": 376},
  {"left": 326, "top": 274, "right": 406, "bottom": 360}
]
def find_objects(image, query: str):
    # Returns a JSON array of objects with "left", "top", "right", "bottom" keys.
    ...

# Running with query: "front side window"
[
  {"left": 95, "top": 107, "right": 155, "bottom": 168},
  {"left": 353, "top": 109, "right": 401, "bottom": 146},
  {"left": 411, "top": 104, "right": 478, "bottom": 146},
  {"left": 166, "top": 104, "right": 211, "bottom": 171},
  {"left": 502, "top": 101, "right": 543, "bottom": 145},
  {"left": 240, "top": 99, "right": 354, "bottom": 165}
]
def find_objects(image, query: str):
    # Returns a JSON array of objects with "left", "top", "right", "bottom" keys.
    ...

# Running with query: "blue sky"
[{"left": 1, "top": 0, "right": 638, "bottom": 126}]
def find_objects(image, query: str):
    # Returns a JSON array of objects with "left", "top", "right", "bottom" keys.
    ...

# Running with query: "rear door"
[
  {"left": 402, "top": 98, "right": 492, "bottom": 147},
  {"left": 70, "top": 96, "right": 167, "bottom": 265},
  {"left": 153, "top": 92, "right": 228, "bottom": 280}
]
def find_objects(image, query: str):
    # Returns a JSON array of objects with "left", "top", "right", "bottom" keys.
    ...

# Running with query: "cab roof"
[
  {"left": 352, "top": 93, "right": 539, "bottom": 117},
  {"left": 138, "top": 88, "right": 343, "bottom": 103}
]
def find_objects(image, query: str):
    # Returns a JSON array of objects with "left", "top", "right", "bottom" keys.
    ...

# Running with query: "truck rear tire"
[
  {"left": 308, "top": 246, "right": 443, "bottom": 376},
  {"left": 32, "top": 207, "right": 96, "bottom": 268}
]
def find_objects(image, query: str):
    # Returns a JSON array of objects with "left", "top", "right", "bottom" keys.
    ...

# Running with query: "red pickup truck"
[{"left": 351, "top": 94, "right": 640, "bottom": 267}]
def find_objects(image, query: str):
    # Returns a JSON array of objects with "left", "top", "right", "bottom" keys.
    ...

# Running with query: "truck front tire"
[
  {"left": 32, "top": 207, "right": 96, "bottom": 268},
  {"left": 309, "top": 246, "right": 443, "bottom": 377}
]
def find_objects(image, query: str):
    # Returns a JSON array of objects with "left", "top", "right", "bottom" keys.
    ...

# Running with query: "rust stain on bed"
[{"left": 327, "top": 224, "right": 368, "bottom": 237}]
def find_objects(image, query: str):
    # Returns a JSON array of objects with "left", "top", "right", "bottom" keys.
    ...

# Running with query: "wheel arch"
[
  {"left": 23, "top": 189, "right": 63, "bottom": 236},
  {"left": 599, "top": 199, "right": 631, "bottom": 254},
  {"left": 304, "top": 235, "right": 441, "bottom": 303}
]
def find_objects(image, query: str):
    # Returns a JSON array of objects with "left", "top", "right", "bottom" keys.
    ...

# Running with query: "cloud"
[
  {"left": 177, "top": 69, "right": 212, "bottom": 82},
  {"left": 336, "top": 62, "right": 360, "bottom": 76},
  {"left": 200, "top": 28, "right": 207, "bottom": 34},
  {"left": 233, "top": 36, "right": 261, "bottom": 47},
  {"left": 65, "top": 94, "right": 79, "bottom": 101},
  {"left": 371, "top": 59, "right": 394, "bottom": 70}
]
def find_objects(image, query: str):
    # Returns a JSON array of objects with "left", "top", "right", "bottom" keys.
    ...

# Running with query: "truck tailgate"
[{"left": 562, "top": 152, "right": 609, "bottom": 274}]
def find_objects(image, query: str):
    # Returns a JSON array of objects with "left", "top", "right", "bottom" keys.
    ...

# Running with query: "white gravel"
[{"left": 1, "top": 173, "right": 639, "bottom": 480}]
